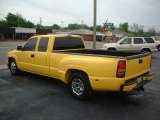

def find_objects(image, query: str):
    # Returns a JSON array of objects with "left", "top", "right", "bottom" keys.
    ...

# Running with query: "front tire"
[
  {"left": 157, "top": 45, "right": 160, "bottom": 51},
  {"left": 9, "top": 59, "right": 20, "bottom": 75},
  {"left": 69, "top": 72, "right": 92, "bottom": 100}
]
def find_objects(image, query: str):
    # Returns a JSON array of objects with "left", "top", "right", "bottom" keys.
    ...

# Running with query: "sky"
[{"left": 0, "top": 0, "right": 160, "bottom": 31}]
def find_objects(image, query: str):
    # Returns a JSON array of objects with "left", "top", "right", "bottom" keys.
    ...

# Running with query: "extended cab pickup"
[{"left": 8, "top": 34, "right": 153, "bottom": 100}]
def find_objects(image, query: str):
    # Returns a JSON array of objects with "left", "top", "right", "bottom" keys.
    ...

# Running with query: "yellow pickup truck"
[{"left": 7, "top": 34, "right": 153, "bottom": 100}]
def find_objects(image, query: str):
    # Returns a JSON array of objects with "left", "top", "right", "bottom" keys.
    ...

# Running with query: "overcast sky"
[{"left": 0, "top": 0, "right": 160, "bottom": 31}]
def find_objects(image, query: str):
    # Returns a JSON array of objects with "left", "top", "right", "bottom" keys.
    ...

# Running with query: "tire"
[
  {"left": 141, "top": 49, "right": 151, "bottom": 54},
  {"left": 69, "top": 72, "right": 92, "bottom": 100},
  {"left": 108, "top": 48, "right": 117, "bottom": 51},
  {"left": 158, "top": 45, "right": 160, "bottom": 51},
  {"left": 9, "top": 59, "right": 20, "bottom": 75}
]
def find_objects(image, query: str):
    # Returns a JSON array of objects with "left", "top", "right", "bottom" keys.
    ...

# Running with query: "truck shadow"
[{"left": 19, "top": 71, "right": 146, "bottom": 107}]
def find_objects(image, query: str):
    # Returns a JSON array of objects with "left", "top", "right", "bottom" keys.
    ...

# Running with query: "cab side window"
[
  {"left": 120, "top": 38, "right": 132, "bottom": 44},
  {"left": 134, "top": 38, "right": 143, "bottom": 44},
  {"left": 23, "top": 38, "right": 38, "bottom": 51},
  {"left": 38, "top": 37, "right": 49, "bottom": 52}
]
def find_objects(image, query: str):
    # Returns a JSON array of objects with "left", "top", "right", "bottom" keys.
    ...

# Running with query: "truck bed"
[{"left": 57, "top": 49, "right": 150, "bottom": 60}]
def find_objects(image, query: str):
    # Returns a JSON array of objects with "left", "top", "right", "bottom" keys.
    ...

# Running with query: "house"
[
  {"left": 112, "top": 29, "right": 132, "bottom": 39},
  {"left": 71, "top": 29, "right": 94, "bottom": 41}
]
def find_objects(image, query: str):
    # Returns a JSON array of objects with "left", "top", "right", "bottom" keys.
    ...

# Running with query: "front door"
[
  {"left": 18, "top": 37, "right": 38, "bottom": 72},
  {"left": 117, "top": 38, "right": 133, "bottom": 51}
]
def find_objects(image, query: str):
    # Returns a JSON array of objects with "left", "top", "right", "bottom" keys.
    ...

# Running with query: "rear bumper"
[
  {"left": 151, "top": 49, "right": 158, "bottom": 53},
  {"left": 120, "top": 72, "right": 154, "bottom": 92}
]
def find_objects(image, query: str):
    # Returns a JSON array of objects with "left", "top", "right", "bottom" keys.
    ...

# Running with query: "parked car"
[
  {"left": 155, "top": 40, "right": 160, "bottom": 51},
  {"left": 102, "top": 37, "right": 158, "bottom": 53},
  {"left": 8, "top": 34, "right": 153, "bottom": 100}
]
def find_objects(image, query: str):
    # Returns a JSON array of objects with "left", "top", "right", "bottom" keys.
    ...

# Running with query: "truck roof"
[{"left": 32, "top": 34, "right": 81, "bottom": 38}]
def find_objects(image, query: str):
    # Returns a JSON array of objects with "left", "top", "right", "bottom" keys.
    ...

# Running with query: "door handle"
[
  {"left": 130, "top": 45, "right": 132, "bottom": 46},
  {"left": 31, "top": 54, "right": 35, "bottom": 58}
]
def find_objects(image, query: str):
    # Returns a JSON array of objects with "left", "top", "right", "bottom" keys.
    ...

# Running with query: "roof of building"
[
  {"left": 112, "top": 29, "right": 132, "bottom": 36},
  {"left": 71, "top": 29, "right": 93, "bottom": 35}
]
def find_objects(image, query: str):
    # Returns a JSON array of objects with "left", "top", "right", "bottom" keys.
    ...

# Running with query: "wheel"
[
  {"left": 9, "top": 59, "right": 20, "bottom": 75},
  {"left": 157, "top": 45, "right": 160, "bottom": 51},
  {"left": 108, "top": 48, "right": 117, "bottom": 51},
  {"left": 69, "top": 72, "right": 92, "bottom": 100},
  {"left": 141, "top": 49, "right": 151, "bottom": 54}
]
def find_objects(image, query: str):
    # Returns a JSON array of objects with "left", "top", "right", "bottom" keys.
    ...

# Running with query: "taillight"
[{"left": 116, "top": 60, "right": 126, "bottom": 78}]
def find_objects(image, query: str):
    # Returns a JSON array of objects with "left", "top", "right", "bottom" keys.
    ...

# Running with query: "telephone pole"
[
  {"left": 93, "top": 0, "right": 97, "bottom": 49},
  {"left": 40, "top": 17, "right": 42, "bottom": 28},
  {"left": 81, "top": 20, "right": 83, "bottom": 29}
]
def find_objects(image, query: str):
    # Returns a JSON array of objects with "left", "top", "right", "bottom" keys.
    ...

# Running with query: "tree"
[
  {"left": 35, "top": 24, "right": 43, "bottom": 29},
  {"left": 0, "top": 19, "right": 8, "bottom": 27},
  {"left": 147, "top": 28, "right": 156, "bottom": 36},
  {"left": 4, "top": 13, "right": 34, "bottom": 28},
  {"left": 129, "top": 23, "right": 139, "bottom": 32},
  {"left": 119, "top": 22, "right": 128, "bottom": 32},
  {"left": 96, "top": 25, "right": 102, "bottom": 32},
  {"left": 68, "top": 24, "right": 80, "bottom": 30},
  {"left": 51, "top": 24, "right": 61, "bottom": 29}
]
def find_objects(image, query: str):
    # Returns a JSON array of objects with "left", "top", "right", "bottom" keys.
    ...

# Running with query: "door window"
[
  {"left": 134, "top": 38, "right": 143, "bottom": 44},
  {"left": 120, "top": 38, "right": 132, "bottom": 44},
  {"left": 144, "top": 38, "right": 155, "bottom": 43},
  {"left": 38, "top": 37, "right": 49, "bottom": 52},
  {"left": 23, "top": 38, "right": 38, "bottom": 51}
]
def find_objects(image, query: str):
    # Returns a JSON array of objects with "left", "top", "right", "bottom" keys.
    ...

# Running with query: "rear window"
[
  {"left": 134, "top": 38, "right": 143, "bottom": 44},
  {"left": 144, "top": 38, "right": 155, "bottom": 43},
  {"left": 38, "top": 37, "right": 49, "bottom": 52},
  {"left": 53, "top": 37, "right": 85, "bottom": 50}
]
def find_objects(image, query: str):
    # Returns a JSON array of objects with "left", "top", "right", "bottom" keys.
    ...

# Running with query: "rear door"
[
  {"left": 132, "top": 38, "right": 144, "bottom": 52},
  {"left": 34, "top": 37, "right": 50, "bottom": 76},
  {"left": 144, "top": 37, "right": 157, "bottom": 50}
]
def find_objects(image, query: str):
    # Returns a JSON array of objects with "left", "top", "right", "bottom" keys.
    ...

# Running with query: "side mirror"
[{"left": 17, "top": 46, "right": 23, "bottom": 51}]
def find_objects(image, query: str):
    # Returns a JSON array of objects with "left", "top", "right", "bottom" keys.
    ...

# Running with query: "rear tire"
[
  {"left": 157, "top": 45, "right": 160, "bottom": 51},
  {"left": 9, "top": 59, "right": 20, "bottom": 75},
  {"left": 108, "top": 48, "right": 117, "bottom": 51},
  {"left": 141, "top": 49, "right": 151, "bottom": 54},
  {"left": 69, "top": 72, "right": 92, "bottom": 100}
]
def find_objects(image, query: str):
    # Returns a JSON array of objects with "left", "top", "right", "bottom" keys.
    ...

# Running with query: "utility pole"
[
  {"left": 81, "top": 20, "right": 83, "bottom": 29},
  {"left": 61, "top": 21, "right": 64, "bottom": 29},
  {"left": 76, "top": 22, "right": 78, "bottom": 30},
  {"left": 40, "top": 17, "right": 42, "bottom": 28},
  {"left": 18, "top": 17, "right": 19, "bottom": 27},
  {"left": 93, "top": 0, "right": 97, "bottom": 49}
]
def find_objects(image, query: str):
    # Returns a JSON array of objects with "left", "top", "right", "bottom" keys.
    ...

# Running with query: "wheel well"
[
  {"left": 65, "top": 69, "right": 88, "bottom": 84},
  {"left": 108, "top": 47, "right": 117, "bottom": 51},
  {"left": 8, "top": 57, "right": 15, "bottom": 69},
  {"left": 141, "top": 48, "right": 151, "bottom": 52}
]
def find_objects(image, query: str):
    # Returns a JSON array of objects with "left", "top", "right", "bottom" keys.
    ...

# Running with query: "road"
[{"left": 0, "top": 41, "right": 160, "bottom": 120}]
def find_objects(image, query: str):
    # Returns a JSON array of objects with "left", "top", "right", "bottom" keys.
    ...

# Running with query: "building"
[
  {"left": 71, "top": 29, "right": 94, "bottom": 41},
  {"left": 112, "top": 29, "right": 132, "bottom": 39},
  {"left": 0, "top": 27, "right": 53, "bottom": 41}
]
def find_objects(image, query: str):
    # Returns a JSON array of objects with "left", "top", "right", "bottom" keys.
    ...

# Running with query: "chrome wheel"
[
  {"left": 10, "top": 61, "right": 17, "bottom": 74},
  {"left": 71, "top": 78, "right": 84, "bottom": 96}
]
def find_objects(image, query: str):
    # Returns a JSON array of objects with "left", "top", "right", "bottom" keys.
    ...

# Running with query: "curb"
[{"left": 0, "top": 65, "right": 7, "bottom": 69}]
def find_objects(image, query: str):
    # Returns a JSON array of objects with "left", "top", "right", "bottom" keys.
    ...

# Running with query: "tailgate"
[{"left": 125, "top": 53, "right": 151, "bottom": 80}]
